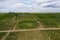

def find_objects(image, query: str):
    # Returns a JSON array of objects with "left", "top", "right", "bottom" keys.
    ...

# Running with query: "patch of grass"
[
  {"left": 0, "top": 21, "right": 16, "bottom": 31},
  {"left": 16, "top": 13, "right": 36, "bottom": 20},
  {"left": 6, "top": 31, "right": 48, "bottom": 40},
  {"left": 33, "top": 14, "right": 50, "bottom": 19},
  {"left": 33, "top": 13, "right": 60, "bottom": 19},
  {"left": 0, "top": 13, "right": 15, "bottom": 20},
  {"left": 0, "top": 32, "right": 7, "bottom": 39},
  {"left": 54, "top": 20, "right": 60, "bottom": 24},
  {"left": 45, "top": 13, "right": 60, "bottom": 19},
  {"left": 39, "top": 20, "right": 59, "bottom": 28},
  {"left": 17, "top": 21, "right": 39, "bottom": 29},
  {"left": 6, "top": 32, "right": 20, "bottom": 40},
  {"left": 45, "top": 30, "right": 60, "bottom": 40}
]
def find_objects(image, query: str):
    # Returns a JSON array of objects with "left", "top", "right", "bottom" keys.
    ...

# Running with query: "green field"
[
  {"left": 0, "top": 13, "right": 60, "bottom": 40},
  {"left": 16, "top": 21, "right": 39, "bottom": 29},
  {"left": 32, "top": 13, "right": 60, "bottom": 19},
  {"left": 0, "top": 13, "right": 15, "bottom": 20}
]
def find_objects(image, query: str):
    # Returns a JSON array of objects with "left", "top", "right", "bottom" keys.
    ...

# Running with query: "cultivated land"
[{"left": 0, "top": 13, "right": 60, "bottom": 40}]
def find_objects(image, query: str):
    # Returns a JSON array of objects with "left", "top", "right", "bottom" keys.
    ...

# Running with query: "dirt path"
[
  {"left": 0, "top": 28, "right": 60, "bottom": 32},
  {"left": 36, "top": 20, "right": 43, "bottom": 28}
]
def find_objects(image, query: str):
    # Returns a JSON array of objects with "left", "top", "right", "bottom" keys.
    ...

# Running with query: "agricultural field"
[
  {"left": 0, "top": 13, "right": 60, "bottom": 40},
  {"left": 0, "top": 13, "right": 60, "bottom": 30}
]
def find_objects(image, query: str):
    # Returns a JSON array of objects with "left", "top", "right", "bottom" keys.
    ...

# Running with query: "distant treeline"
[{"left": 0, "top": 12, "right": 60, "bottom": 14}]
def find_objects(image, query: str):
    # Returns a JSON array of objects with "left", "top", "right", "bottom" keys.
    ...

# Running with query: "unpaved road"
[{"left": 0, "top": 28, "right": 60, "bottom": 32}]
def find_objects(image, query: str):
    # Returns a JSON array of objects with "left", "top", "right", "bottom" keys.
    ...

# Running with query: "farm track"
[{"left": 0, "top": 28, "right": 60, "bottom": 32}]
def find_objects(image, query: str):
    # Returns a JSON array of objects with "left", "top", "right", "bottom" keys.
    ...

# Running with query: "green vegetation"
[
  {"left": 0, "top": 21, "right": 16, "bottom": 30},
  {"left": 0, "top": 13, "right": 15, "bottom": 20},
  {"left": 16, "top": 13, "right": 35, "bottom": 20},
  {"left": 3, "top": 30, "right": 60, "bottom": 40},
  {"left": 6, "top": 32, "right": 20, "bottom": 40},
  {"left": 0, "top": 13, "right": 60, "bottom": 30},
  {"left": 32, "top": 13, "right": 60, "bottom": 19},
  {"left": 17, "top": 21, "right": 39, "bottom": 29},
  {"left": 0, "top": 32, "right": 7, "bottom": 39},
  {"left": 39, "top": 20, "right": 59, "bottom": 28},
  {"left": 45, "top": 30, "right": 60, "bottom": 40},
  {"left": 0, "top": 12, "right": 60, "bottom": 40}
]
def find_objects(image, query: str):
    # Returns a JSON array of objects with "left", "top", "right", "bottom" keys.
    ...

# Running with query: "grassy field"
[
  {"left": 32, "top": 13, "right": 60, "bottom": 19},
  {"left": 39, "top": 20, "right": 60, "bottom": 28},
  {"left": 0, "top": 13, "right": 15, "bottom": 20},
  {"left": 0, "top": 13, "right": 60, "bottom": 30},
  {"left": 16, "top": 20, "right": 39, "bottom": 29},
  {"left": 16, "top": 13, "right": 35, "bottom": 20},
  {"left": 0, "top": 13, "right": 60, "bottom": 40}
]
